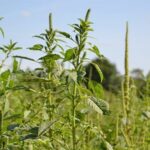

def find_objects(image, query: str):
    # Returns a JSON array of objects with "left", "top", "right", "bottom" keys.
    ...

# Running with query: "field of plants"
[{"left": 0, "top": 9, "right": 150, "bottom": 150}]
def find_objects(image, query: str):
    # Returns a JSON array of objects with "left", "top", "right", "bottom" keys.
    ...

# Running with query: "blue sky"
[{"left": 0, "top": 0, "right": 150, "bottom": 74}]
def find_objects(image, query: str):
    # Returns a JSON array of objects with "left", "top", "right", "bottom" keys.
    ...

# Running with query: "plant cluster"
[{"left": 0, "top": 9, "right": 150, "bottom": 150}]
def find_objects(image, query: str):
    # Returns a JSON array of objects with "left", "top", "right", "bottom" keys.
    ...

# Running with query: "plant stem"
[
  {"left": 124, "top": 22, "right": 130, "bottom": 119},
  {"left": 115, "top": 114, "right": 119, "bottom": 143},
  {"left": 0, "top": 110, "right": 3, "bottom": 148},
  {"left": 72, "top": 83, "right": 77, "bottom": 150},
  {"left": 123, "top": 22, "right": 131, "bottom": 148}
]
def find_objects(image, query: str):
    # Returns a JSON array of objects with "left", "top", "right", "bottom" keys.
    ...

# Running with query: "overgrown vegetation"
[{"left": 0, "top": 10, "right": 150, "bottom": 150}]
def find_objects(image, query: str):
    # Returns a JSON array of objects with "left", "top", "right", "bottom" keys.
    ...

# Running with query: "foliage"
[
  {"left": 0, "top": 11, "right": 150, "bottom": 150},
  {"left": 85, "top": 58, "right": 122, "bottom": 94}
]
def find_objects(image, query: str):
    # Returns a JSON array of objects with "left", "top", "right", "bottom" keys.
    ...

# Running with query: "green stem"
[
  {"left": 124, "top": 22, "right": 130, "bottom": 119},
  {"left": 48, "top": 72, "right": 53, "bottom": 138},
  {"left": 0, "top": 110, "right": 3, "bottom": 148},
  {"left": 72, "top": 83, "right": 77, "bottom": 150},
  {"left": 115, "top": 114, "right": 119, "bottom": 143},
  {"left": 123, "top": 22, "right": 131, "bottom": 148}
]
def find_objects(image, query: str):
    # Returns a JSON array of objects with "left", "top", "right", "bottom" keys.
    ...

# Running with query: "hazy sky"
[{"left": 0, "top": 0, "right": 150, "bottom": 74}]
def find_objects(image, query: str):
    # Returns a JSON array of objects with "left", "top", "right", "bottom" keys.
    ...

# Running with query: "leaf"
[
  {"left": 0, "top": 70, "right": 10, "bottom": 85},
  {"left": 0, "top": 27, "right": 4, "bottom": 37},
  {"left": 64, "top": 49, "right": 75, "bottom": 61},
  {"left": 77, "top": 85, "right": 92, "bottom": 96},
  {"left": 87, "top": 96, "right": 109, "bottom": 115},
  {"left": 24, "top": 110, "right": 31, "bottom": 119},
  {"left": 87, "top": 97, "right": 103, "bottom": 115},
  {"left": 75, "top": 35, "right": 79, "bottom": 45},
  {"left": 13, "top": 58, "right": 19, "bottom": 73},
  {"left": 20, "top": 134, "right": 37, "bottom": 141},
  {"left": 20, "top": 127, "right": 39, "bottom": 141},
  {"left": 8, "top": 40, "right": 21, "bottom": 51},
  {"left": 39, "top": 54, "right": 61, "bottom": 61},
  {"left": 91, "top": 62, "right": 103, "bottom": 82},
  {"left": 85, "top": 9, "right": 91, "bottom": 21},
  {"left": 29, "top": 44, "right": 43, "bottom": 51},
  {"left": 13, "top": 47, "right": 22, "bottom": 50},
  {"left": 13, "top": 55, "right": 36, "bottom": 62},
  {"left": 88, "top": 45, "right": 101, "bottom": 57},
  {"left": 11, "top": 85, "right": 30, "bottom": 91},
  {"left": 104, "top": 141, "right": 113, "bottom": 150},
  {"left": 38, "top": 120, "right": 57, "bottom": 136},
  {"left": 142, "top": 111, "right": 150, "bottom": 119},
  {"left": 58, "top": 31, "right": 71, "bottom": 39},
  {"left": 33, "top": 35, "right": 45, "bottom": 40},
  {"left": 68, "top": 71, "right": 77, "bottom": 82},
  {"left": 42, "top": 109, "right": 49, "bottom": 120},
  {"left": 88, "top": 80, "right": 104, "bottom": 98},
  {"left": 4, "top": 98, "right": 10, "bottom": 114},
  {"left": 4, "top": 114, "right": 21, "bottom": 120}
]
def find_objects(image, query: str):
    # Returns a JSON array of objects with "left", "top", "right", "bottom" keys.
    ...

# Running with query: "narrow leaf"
[
  {"left": 29, "top": 44, "right": 43, "bottom": 51},
  {"left": 91, "top": 62, "right": 103, "bottom": 82},
  {"left": 0, "top": 27, "right": 4, "bottom": 37},
  {"left": 13, "top": 55, "right": 36, "bottom": 62},
  {"left": 58, "top": 31, "right": 71, "bottom": 39},
  {"left": 38, "top": 120, "right": 57, "bottom": 136}
]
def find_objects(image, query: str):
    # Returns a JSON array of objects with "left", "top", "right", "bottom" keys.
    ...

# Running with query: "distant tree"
[
  {"left": 131, "top": 68, "right": 144, "bottom": 79},
  {"left": 85, "top": 58, "right": 122, "bottom": 94},
  {"left": 130, "top": 68, "right": 146, "bottom": 98}
]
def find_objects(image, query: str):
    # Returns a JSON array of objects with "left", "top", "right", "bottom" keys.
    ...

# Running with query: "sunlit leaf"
[
  {"left": 29, "top": 44, "right": 43, "bottom": 51},
  {"left": 13, "top": 55, "right": 36, "bottom": 62},
  {"left": 64, "top": 49, "right": 75, "bottom": 61},
  {"left": 87, "top": 96, "right": 109, "bottom": 115},
  {"left": 91, "top": 62, "right": 103, "bottom": 82}
]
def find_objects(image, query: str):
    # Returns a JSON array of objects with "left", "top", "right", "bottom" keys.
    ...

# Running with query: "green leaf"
[
  {"left": 13, "top": 58, "right": 19, "bottom": 73},
  {"left": 29, "top": 44, "right": 43, "bottom": 51},
  {"left": 4, "top": 114, "right": 21, "bottom": 120},
  {"left": 42, "top": 109, "right": 49, "bottom": 120},
  {"left": 75, "top": 35, "right": 79, "bottom": 45},
  {"left": 4, "top": 98, "right": 10, "bottom": 114},
  {"left": 77, "top": 85, "right": 92, "bottom": 96},
  {"left": 21, "top": 134, "right": 38, "bottom": 141},
  {"left": 13, "top": 47, "right": 22, "bottom": 50},
  {"left": 64, "top": 49, "right": 75, "bottom": 61},
  {"left": 87, "top": 97, "right": 103, "bottom": 115},
  {"left": 68, "top": 70, "right": 77, "bottom": 82},
  {"left": 89, "top": 45, "right": 101, "bottom": 57},
  {"left": 85, "top": 9, "right": 91, "bottom": 21},
  {"left": 24, "top": 110, "right": 31, "bottom": 119},
  {"left": 33, "top": 35, "right": 45, "bottom": 40},
  {"left": 142, "top": 111, "right": 150, "bottom": 119},
  {"left": 91, "top": 62, "right": 103, "bottom": 82},
  {"left": 58, "top": 31, "right": 71, "bottom": 39},
  {"left": 39, "top": 54, "right": 61, "bottom": 61},
  {"left": 104, "top": 141, "right": 113, "bottom": 150},
  {"left": 38, "top": 120, "right": 57, "bottom": 136},
  {"left": 0, "top": 27, "right": 4, "bottom": 37},
  {"left": 87, "top": 96, "right": 109, "bottom": 115},
  {"left": 13, "top": 55, "right": 36, "bottom": 62},
  {"left": 0, "top": 70, "right": 10, "bottom": 82},
  {"left": 88, "top": 80, "right": 104, "bottom": 98}
]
